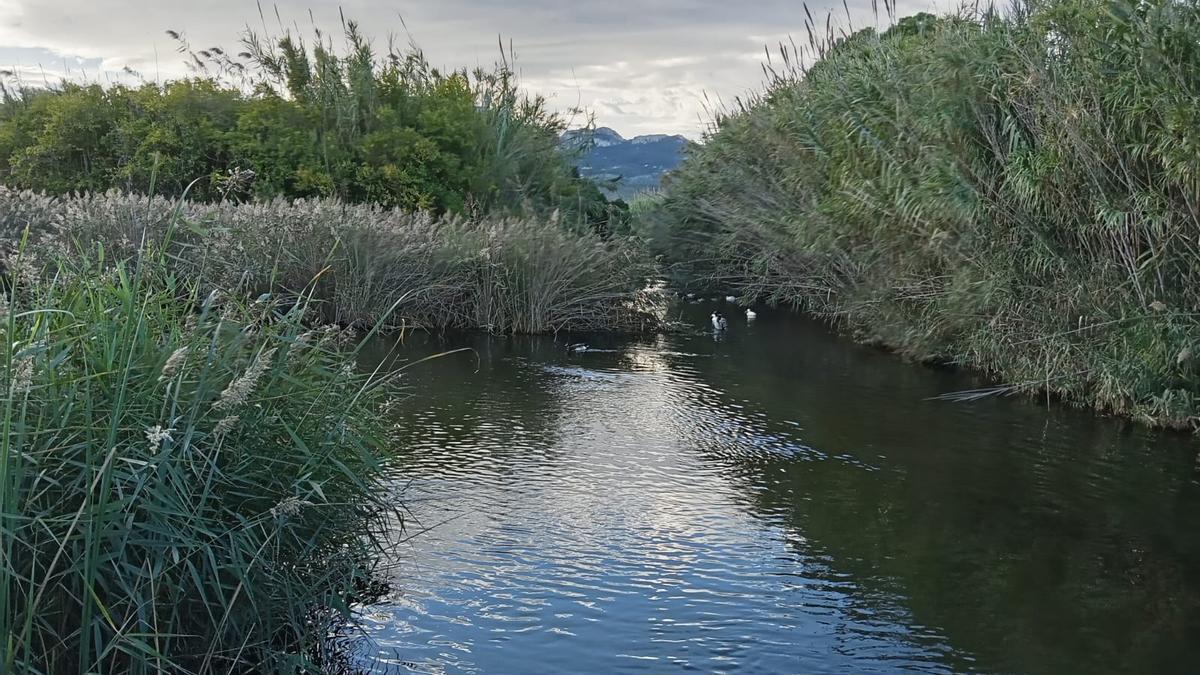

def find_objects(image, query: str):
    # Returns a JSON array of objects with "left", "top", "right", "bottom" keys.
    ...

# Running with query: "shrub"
[{"left": 0, "top": 21, "right": 625, "bottom": 233}]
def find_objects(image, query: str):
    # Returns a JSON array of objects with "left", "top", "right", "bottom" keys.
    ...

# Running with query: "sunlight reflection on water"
[{"left": 354, "top": 306, "right": 1200, "bottom": 675}]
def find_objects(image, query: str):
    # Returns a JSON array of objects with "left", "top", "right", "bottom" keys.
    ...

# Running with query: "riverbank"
[
  {"left": 646, "top": 0, "right": 1200, "bottom": 430},
  {"left": 0, "top": 234, "right": 399, "bottom": 672},
  {"left": 0, "top": 182, "right": 658, "bottom": 669},
  {"left": 1, "top": 188, "right": 662, "bottom": 334}
]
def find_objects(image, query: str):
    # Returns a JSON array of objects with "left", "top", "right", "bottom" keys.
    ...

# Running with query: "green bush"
[
  {"left": 652, "top": 0, "right": 1200, "bottom": 428},
  {"left": 0, "top": 232, "right": 401, "bottom": 671},
  {"left": 0, "top": 22, "right": 626, "bottom": 233}
]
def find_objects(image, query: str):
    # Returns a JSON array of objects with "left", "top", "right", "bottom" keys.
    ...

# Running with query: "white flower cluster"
[
  {"left": 213, "top": 414, "right": 240, "bottom": 438},
  {"left": 214, "top": 347, "right": 276, "bottom": 412},
  {"left": 159, "top": 346, "right": 189, "bottom": 383},
  {"left": 270, "top": 495, "right": 312, "bottom": 519},
  {"left": 8, "top": 342, "right": 42, "bottom": 396},
  {"left": 144, "top": 425, "right": 175, "bottom": 453},
  {"left": 9, "top": 354, "right": 33, "bottom": 396}
]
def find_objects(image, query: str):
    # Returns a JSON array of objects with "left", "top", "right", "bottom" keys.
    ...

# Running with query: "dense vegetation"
[
  {"left": 0, "top": 230, "right": 400, "bottom": 672},
  {"left": 0, "top": 22, "right": 627, "bottom": 233},
  {"left": 0, "top": 19, "right": 662, "bottom": 673},
  {"left": 0, "top": 188, "right": 659, "bottom": 334},
  {"left": 7, "top": 0, "right": 1197, "bottom": 664},
  {"left": 648, "top": 0, "right": 1200, "bottom": 428},
  {"left": 0, "top": 19, "right": 660, "bottom": 336}
]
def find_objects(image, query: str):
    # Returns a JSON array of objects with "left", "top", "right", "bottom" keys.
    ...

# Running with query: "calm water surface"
[{"left": 355, "top": 304, "right": 1200, "bottom": 674}]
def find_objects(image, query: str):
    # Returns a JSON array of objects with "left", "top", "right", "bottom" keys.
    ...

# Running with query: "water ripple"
[{"left": 354, "top": 308, "right": 1200, "bottom": 675}]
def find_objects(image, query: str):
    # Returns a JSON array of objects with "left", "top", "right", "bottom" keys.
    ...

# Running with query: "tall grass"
[
  {"left": 651, "top": 0, "right": 1200, "bottom": 428},
  {"left": 0, "top": 188, "right": 662, "bottom": 334},
  {"left": 0, "top": 231, "right": 401, "bottom": 672}
]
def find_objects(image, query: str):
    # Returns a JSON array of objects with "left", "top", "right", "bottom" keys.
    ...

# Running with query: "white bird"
[
  {"left": 745, "top": 308, "right": 757, "bottom": 321},
  {"left": 711, "top": 312, "right": 728, "bottom": 331},
  {"left": 568, "top": 343, "right": 589, "bottom": 353},
  {"left": 725, "top": 295, "right": 737, "bottom": 302}
]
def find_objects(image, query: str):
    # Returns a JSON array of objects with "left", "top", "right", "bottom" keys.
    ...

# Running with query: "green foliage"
[
  {"left": 0, "top": 22, "right": 623, "bottom": 232},
  {"left": 0, "top": 231, "right": 400, "bottom": 672},
  {"left": 651, "top": 0, "right": 1200, "bottom": 428}
]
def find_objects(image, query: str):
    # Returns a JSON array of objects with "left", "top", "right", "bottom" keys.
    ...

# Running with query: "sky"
[{"left": 0, "top": 0, "right": 939, "bottom": 138}]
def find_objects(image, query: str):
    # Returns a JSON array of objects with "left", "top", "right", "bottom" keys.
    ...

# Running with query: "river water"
[{"left": 354, "top": 303, "right": 1200, "bottom": 674}]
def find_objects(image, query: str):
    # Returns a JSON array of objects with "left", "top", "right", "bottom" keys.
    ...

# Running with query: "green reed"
[
  {"left": 0, "top": 225, "right": 401, "bottom": 672},
  {"left": 0, "top": 188, "right": 662, "bottom": 335},
  {"left": 650, "top": 0, "right": 1200, "bottom": 428}
]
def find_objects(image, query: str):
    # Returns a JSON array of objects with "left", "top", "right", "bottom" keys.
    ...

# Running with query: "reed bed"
[
  {"left": 0, "top": 232, "right": 401, "bottom": 672},
  {"left": 0, "top": 188, "right": 662, "bottom": 334},
  {"left": 650, "top": 0, "right": 1200, "bottom": 429}
]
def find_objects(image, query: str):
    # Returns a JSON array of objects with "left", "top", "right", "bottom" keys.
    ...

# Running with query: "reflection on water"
[{"left": 355, "top": 304, "right": 1200, "bottom": 674}]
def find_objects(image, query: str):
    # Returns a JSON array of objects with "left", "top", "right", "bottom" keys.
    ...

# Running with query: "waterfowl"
[
  {"left": 725, "top": 295, "right": 737, "bottom": 303},
  {"left": 567, "top": 343, "right": 589, "bottom": 354},
  {"left": 711, "top": 312, "right": 728, "bottom": 331},
  {"left": 745, "top": 308, "right": 757, "bottom": 321}
]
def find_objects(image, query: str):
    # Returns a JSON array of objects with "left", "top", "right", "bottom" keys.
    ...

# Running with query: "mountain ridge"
[{"left": 562, "top": 127, "right": 689, "bottom": 199}]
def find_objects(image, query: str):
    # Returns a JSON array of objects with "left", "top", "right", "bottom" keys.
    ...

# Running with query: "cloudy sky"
[{"left": 0, "top": 0, "right": 939, "bottom": 138}]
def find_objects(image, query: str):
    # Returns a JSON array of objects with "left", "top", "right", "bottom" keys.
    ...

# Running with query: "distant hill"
[{"left": 562, "top": 127, "right": 689, "bottom": 200}]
